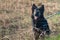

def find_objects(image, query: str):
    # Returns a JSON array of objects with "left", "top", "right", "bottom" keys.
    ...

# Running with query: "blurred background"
[{"left": 0, "top": 0, "right": 60, "bottom": 40}]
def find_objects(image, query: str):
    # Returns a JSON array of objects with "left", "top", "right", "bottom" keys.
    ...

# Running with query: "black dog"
[{"left": 31, "top": 4, "right": 50, "bottom": 40}]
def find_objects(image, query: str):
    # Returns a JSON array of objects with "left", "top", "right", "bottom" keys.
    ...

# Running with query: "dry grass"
[{"left": 0, "top": 0, "right": 60, "bottom": 40}]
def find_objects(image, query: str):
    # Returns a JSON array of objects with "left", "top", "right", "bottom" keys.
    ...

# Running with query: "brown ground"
[{"left": 0, "top": 0, "right": 60, "bottom": 40}]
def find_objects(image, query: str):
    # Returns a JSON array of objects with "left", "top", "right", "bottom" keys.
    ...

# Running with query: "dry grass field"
[{"left": 0, "top": 0, "right": 60, "bottom": 40}]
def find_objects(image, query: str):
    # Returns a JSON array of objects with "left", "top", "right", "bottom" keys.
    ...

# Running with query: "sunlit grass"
[
  {"left": 48, "top": 12, "right": 60, "bottom": 23},
  {"left": 45, "top": 34, "right": 60, "bottom": 40}
]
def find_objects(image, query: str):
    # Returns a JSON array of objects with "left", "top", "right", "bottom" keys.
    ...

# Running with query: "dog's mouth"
[{"left": 34, "top": 16, "right": 38, "bottom": 20}]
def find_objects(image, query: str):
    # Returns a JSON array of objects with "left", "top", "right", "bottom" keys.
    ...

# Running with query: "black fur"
[{"left": 31, "top": 4, "right": 51, "bottom": 40}]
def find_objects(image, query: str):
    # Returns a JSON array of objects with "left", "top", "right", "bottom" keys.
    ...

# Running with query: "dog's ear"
[{"left": 32, "top": 4, "right": 37, "bottom": 14}]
